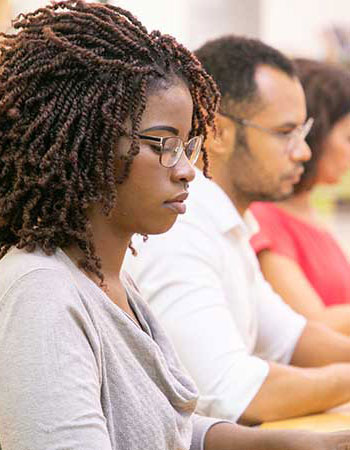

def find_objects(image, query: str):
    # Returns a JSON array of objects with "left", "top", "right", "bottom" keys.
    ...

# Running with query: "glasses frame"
[
  {"left": 221, "top": 113, "right": 314, "bottom": 154},
  {"left": 137, "top": 133, "right": 204, "bottom": 168}
]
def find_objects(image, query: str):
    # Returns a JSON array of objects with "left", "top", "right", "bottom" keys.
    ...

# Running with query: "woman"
[
  {"left": 250, "top": 58, "right": 350, "bottom": 335},
  {"left": 0, "top": 3, "right": 349, "bottom": 449}
]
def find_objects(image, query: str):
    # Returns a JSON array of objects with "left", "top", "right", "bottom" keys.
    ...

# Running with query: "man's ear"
[{"left": 208, "top": 113, "right": 236, "bottom": 160}]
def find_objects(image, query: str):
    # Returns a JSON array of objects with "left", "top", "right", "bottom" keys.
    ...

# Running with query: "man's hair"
[
  {"left": 293, "top": 58, "right": 350, "bottom": 193},
  {"left": 195, "top": 35, "right": 295, "bottom": 115},
  {"left": 0, "top": 0, "right": 219, "bottom": 281}
]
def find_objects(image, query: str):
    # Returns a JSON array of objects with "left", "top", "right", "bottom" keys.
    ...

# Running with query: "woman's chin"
[
  {"left": 142, "top": 218, "right": 178, "bottom": 236},
  {"left": 323, "top": 176, "right": 341, "bottom": 185}
]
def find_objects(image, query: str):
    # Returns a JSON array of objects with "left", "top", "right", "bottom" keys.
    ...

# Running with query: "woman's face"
[
  {"left": 111, "top": 82, "right": 196, "bottom": 236},
  {"left": 316, "top": 113, "right": 350, "bottom": 185}
]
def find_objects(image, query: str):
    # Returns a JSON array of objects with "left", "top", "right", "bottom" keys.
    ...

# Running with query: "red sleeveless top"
[{"left": 250, "top": 202, "right": 350, "bottom": 306}]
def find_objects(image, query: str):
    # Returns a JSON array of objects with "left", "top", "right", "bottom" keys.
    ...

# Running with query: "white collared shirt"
[{"left": 123, "top": 169, "right": 306, "bottom": 422}]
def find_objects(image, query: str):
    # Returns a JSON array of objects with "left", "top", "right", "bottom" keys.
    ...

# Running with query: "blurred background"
[
  {"left": 1, "top": 0, "right": 350, "bottom": 251},
  {"left": 3, "top": 0, "right": 350, "bottom": 57}
]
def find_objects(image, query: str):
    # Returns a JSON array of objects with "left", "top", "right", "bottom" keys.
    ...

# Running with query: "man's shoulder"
[
  {"left": 189, "top": 170, "right": 231, "bottom": 209},
  {"left": 189, "top": 170, "right": 243, "bottom": 233}
]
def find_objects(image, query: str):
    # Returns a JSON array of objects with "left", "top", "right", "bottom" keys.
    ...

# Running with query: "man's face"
[{"left": 226, "top": 65, "right": 311, "bottom": 205}]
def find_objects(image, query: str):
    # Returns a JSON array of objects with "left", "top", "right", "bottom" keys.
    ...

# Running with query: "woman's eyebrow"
[{"left": 140, "top": 125, "right": 179, "bottom": 135}]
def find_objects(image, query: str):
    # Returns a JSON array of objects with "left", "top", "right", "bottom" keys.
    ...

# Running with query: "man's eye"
[{"left": 278, "top": 129, "right": 294, "bottom": 136}]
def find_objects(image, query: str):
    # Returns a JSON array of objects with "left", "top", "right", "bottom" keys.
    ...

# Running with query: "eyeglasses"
[
  {"left": 221, "top": 113, "right": 314, "bottom": 154},
  {"left": 137, "top": 133, "right": 204, "bottom": 168}
]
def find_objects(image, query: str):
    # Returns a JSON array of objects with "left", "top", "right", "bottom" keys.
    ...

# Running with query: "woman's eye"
[{"left": 149, "top": 144, "right": 161, "bottom": 153}]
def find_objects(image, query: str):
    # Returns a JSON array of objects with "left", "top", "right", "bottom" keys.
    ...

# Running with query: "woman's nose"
[{"left": 170, "top": 151, "right": 196, "bottom": 184}]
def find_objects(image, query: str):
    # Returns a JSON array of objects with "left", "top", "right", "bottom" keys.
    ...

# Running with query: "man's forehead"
[
  {"left": 253, "top": 64, "right": 307, "bottom": 124},
  {"left": 221, "top": 93, "right": 264, "bottom": 119}
]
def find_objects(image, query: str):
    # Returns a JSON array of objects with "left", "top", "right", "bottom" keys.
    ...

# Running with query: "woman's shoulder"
[
  {"left": 250, "top": 201, "right": 287, "bottom": 223},
  {"left": 250, "top": 202, "right": 293, "bottom": 239},
  {"left": 0, "top": 247, "right": 69, "bottom": 286},
  {"left": 250, "top": 202, "right": 300, "bottom": 258},
  {"left": 0, "top": 247, "right": 81, "bottom": 314}
]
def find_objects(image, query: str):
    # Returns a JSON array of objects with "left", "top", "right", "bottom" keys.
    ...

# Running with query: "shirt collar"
[
  {"left": 190, "top": 168, "right": 248, "bottom": 235},
  {"left": 243, "top": 209, "right": 261, "bottom": 239}
]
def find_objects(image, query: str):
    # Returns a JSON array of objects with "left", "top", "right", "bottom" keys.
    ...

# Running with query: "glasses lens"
[
  {"left": 160, "top": 135, "right": 204, "bottom": 167},
  {"left": 301, "top": 117, "right": 314, "bottom": 139},
  {"left": 286, "top": 118, "right": 314, "bottom": 154},
  {"left": 160, "top": 137, "right": 183, "bottom": 168},
  {"left": 185, "top": 136, "right": 203, "bottom": 164}
]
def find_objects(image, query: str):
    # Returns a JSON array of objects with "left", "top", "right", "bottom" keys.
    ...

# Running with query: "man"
[{"left": 124, "top": 36, "right": 350, "bottom": 425}]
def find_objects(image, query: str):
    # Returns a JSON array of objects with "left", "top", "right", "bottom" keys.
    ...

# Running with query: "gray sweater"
[{"left": 0, "top": 248, "right": 221, "bottom": 450}]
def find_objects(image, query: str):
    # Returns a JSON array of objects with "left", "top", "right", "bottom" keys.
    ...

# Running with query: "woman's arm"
[
  {"left": 204, "top": 422, "right": 350, "bottom": 450},
  {"left": 257, "top": 249, "right": 350, "bottom": 335}
]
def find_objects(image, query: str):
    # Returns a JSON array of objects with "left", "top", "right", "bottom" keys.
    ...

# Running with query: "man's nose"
[{"left": 290, "top": 140, "right": 312, "bottom": 163}]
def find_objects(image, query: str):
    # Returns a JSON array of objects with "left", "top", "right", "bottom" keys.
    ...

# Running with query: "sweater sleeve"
[
  {"left": 0, "top": 268, "right": 112, "bottom": 450},
  {"left": 190, "top": 414, "right": 231, "bottom": 450}
]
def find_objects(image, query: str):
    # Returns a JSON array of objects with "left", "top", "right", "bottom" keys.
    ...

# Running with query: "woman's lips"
[
  {"left": 164, "top": 192, "right": 188, "bottom": 214},
  {"left": 163, "top": 201, "right": 187, "bottom": 214}
]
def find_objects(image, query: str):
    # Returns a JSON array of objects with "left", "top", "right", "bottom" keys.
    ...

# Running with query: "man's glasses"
[
  {"left": 137, "top": 134, "right": 204, "bottom": 168},
  {"left": 221, "top": 113, "right": 314, "bottom": 154}
]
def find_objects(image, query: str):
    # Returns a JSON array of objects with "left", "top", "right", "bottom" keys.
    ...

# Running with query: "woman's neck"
[
  {"left": 66, "top": 207, "right": 132, "bottom": 284},
  {"left": 277, "top": 191, "right": 315, "bottom": 221}
]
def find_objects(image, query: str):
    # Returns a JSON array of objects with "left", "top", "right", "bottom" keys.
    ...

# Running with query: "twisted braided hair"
[{"left": 0, "top": 0, "right": 219, "bottom": 281}]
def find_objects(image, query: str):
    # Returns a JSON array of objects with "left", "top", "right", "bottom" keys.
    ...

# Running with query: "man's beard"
[
  {"left": 231, "top": 129, "right": 296, "bottom": 204},
  {"left": 233, "top": 180, "right": 295, "bottom": 206}
]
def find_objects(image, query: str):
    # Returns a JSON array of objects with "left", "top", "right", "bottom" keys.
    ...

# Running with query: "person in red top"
[{"left": 250, "top": 58, "right": 350, "bottom": 336}]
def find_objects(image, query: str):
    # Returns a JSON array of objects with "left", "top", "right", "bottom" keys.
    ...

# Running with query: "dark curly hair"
[
  {"left": 293, "top": 58, "right": 350, "bottom": 193},
  {"left": 195, "top": 35, "right": 295, "bottom": 116},
  {"left": 0, "top": 0, "right": 219, "bottom": 281}
]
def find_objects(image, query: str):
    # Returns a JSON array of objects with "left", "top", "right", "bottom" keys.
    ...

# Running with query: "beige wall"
[
  {"left": 8, "top": 0, "right": 350, "bottom": 58},
  {"left": 261, "top": 0, "right": 350, "bottom": 58},
  {"left": 0, "top": 0, "right": 12, "bottom": 32},
  {"left": 10, "top": 0, "right": 260, "bottom": 50},
  {"left": 110, "top": 0, "right": 261, "bottom": 50}
]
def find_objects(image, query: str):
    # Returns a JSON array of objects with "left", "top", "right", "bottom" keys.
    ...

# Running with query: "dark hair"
[
  {"left": 0, "top": 0, "right": 219, "bottom": 281},
  {"left": 293, "top": 58, "right": 350, "bottom": 193},
  {"left": 195, "top": 35, "right": 295, "bottom": 115}
]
